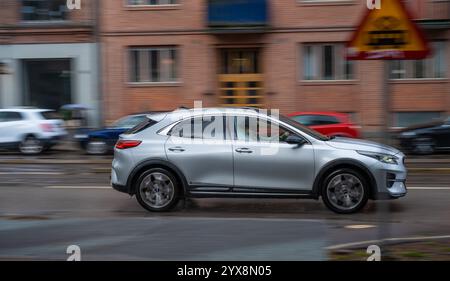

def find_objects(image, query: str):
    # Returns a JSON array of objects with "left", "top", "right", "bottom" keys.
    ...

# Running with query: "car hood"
[
  {"left": 325, "top": 137, "right": 401, "bottom": 155},
  {"left": 399, "top": 120, "right": 444, "bottom": 132}
]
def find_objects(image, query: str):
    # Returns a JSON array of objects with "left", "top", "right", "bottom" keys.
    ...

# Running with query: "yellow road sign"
[{"left": 346, "top": 0, "right": 430, "bottom": 60}]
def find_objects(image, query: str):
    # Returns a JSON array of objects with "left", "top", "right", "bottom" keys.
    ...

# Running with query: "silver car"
[{"left": 111, "top": 107, "right": 407, "bottom": 214}]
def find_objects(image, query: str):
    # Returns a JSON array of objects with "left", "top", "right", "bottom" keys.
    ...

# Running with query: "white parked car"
[{"left": 0, "top": 108, "right": 67, "bottom": 155}]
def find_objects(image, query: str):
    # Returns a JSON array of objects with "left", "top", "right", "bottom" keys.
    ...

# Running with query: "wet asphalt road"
[{"left": 0, "top": 160, "right": 450, "bottom": 260}]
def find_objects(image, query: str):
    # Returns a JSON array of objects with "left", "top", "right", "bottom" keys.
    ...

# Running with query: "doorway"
[
  {"left": 219, "top": 48, "right": 264, "bottom": 107},
  {"left": 22, "top": 59, "right": 72, "bottom": 110}
]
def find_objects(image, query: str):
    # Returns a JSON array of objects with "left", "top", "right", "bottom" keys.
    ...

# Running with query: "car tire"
[
  {"left": 412, "top": 137, "right": 435, "bottom": 155},
  {"left": 86, "top": 139, "right": 108, "bottom": 155},
  {"left": 19, "top": 135, "right": 44, "bottom": 155},
  {"left": 135, "top": 168, "right": 180, "bottom": 212},
  {"left": 321, "top": 168, "right": 369, "bottom": 214}
]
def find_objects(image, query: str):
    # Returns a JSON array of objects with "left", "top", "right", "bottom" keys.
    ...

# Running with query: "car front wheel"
[
  {"left": 19, "top": 136, "right": 44, "bottom": 155},
  {"left": 135, "top": 168, "right": 180, "bottom": 212},
  {"left": 321, "top": 168, "right": 369, "bottom": 214}
]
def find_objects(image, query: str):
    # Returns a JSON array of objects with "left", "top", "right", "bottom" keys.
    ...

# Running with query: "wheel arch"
[
  {"left": 126, "top": 159, "right": 188, "bottom": 197},
  {"left": 312, "top": 159, "right": 378, "bottom": 199}
]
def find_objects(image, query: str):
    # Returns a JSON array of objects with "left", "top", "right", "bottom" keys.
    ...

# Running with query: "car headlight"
[
  {"left": 357, "top": 151, "right": 399, "bottom": 165},
  {"left": 74, "top": 134, "right": 88, "bottom": 139},
  {"left": 401, "top": 131, "right": 416, "bottom": 137}
]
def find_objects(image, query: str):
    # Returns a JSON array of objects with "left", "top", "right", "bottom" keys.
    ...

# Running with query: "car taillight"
[
  {"left": 115, "top": 140, "right": 142, "bottom": 149},
  {"left": 40, "top": 123, "right": 54, "bottom": 132}
]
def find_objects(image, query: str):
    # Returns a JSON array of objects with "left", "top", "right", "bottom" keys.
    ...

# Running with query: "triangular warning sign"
[{"left": 346, "top": 0, "right": 431, "bottom": 60}]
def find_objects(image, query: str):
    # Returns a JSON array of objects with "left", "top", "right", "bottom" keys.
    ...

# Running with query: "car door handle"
[
  {"left": 168, "top": 147, "right": 185, "bottom": 152},
  {"left": 235, "top": 148, "right": 253, "bottom": 153}
]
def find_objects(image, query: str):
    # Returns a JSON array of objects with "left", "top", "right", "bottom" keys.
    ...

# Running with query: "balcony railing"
[{"left": 207, "top": 0, "right": 269, "bottom": 31}]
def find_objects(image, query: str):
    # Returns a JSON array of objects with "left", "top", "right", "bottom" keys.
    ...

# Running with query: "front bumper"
[{"left": 370, "top": 160, "right": 408, "bottom": 199}]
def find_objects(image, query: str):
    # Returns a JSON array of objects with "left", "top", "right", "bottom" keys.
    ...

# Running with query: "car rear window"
[{"left": 124, "top": 117, "right": 157, "bottom": 134}]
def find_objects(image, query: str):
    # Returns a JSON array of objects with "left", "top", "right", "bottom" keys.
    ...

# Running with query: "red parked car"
[{"left": 287, "top": 112, "right": 361, "bottom": 138}]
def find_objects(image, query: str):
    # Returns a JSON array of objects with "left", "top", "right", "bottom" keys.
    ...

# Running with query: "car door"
[
  {"left": 232, "top": 115, "right": 315, "bottom": 192},
  {"left": 165, "top": 115, "right": 234, "bottom": 190}
]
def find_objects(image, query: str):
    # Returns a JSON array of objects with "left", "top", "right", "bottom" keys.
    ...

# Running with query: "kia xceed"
[{"left": 111, "top": 108, "right": 407, "bottom": 214}]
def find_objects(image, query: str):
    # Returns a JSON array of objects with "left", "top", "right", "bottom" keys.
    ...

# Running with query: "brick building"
[
  {"left": 100, "top": 0, "right": 450, "bottom": 137},
  {"left": 0, "top": 0, "right": 101, "bottom": 125}
]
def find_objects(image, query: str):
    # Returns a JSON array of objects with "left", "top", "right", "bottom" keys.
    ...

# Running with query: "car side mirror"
[{"left": 285, "top": 135, "right": 307, "bottom": 147}]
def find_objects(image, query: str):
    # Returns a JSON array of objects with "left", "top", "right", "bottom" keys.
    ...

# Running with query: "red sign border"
[{"left": 346, "top": 0, "right": 432, "bottom": 60}]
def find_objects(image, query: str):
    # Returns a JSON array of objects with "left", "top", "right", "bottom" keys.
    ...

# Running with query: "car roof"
[
  {"left": 165, "top": 107, "right": 263, "bottom": 119},
  {"left": 0, "top": 107, "right": 53, "bottom": 113}
]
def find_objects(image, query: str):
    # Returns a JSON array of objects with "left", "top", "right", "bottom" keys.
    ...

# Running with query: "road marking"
[
  {"left": 408, "top": 186, "right": 450, "bottom": 190},
  {"left": 344, "top": 224, "right": 377, "bottom": 229},
  {"left": 45, "top": 186, "right": 111, "bottom": 189},
  {"left": 326, "top": 234, "right": 450, "bottom": 250},
  {"left": 0, "top": 172, "right": 63, "bottom": 175}
]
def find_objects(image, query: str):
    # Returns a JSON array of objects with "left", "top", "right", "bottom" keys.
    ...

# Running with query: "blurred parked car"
[
  {"left": 397, "top": 117, "right": 450, "bottom": 155},
  {"left": 75, "top": 114, "right": 149, "bottom": 155},
  {"left": 0, "top": 108, "right": 67, "bottom": 155},
  {"left": 287, "top": 112, "right": 361, "bottom": 138}
]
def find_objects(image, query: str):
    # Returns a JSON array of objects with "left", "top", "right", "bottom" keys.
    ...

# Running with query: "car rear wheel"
[
  {"left": 135, "top": 168, "right": 180, "bottom": 212},
  {"left": 86, "top": 139, "right": 108, "bottom": 155},
  {"left": 19, "top": 136, "right": 44, "bottom": 155},
  {"left": 321, "top": 168, "right": 369, "bottom": 214}
]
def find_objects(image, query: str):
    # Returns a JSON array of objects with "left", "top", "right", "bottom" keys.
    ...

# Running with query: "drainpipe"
[{"left": 93, "top": 0, "right": 103, "bottom": 127}]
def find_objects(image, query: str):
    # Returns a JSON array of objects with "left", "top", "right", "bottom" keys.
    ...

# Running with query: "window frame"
[
  {"left": 127, "top": 46, "right": 180, "bottom": 85},
  {"left": 20, "top": 0, "right": 68, "bottom": 23},
  {"left": 389, "top": 41, "right": 447, "bottom": 80},
  {"left": 300, "top": 43, "right": 355, "bottom": 82},
  {"left": 124, "top": 0, "right": 181, "bottom": 10}
]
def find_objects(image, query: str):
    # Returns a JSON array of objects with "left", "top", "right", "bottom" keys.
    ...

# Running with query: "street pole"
[{"left": 379, "top": 60, "right": 392, "bottom": 259}]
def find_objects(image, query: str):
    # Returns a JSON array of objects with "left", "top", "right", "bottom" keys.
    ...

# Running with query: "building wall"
[
  {"left": 101, "top": 0, "right": 450, "bottom": 136},
  {"left": 0, "top": 0, "right": 100, "bottom": 125}
]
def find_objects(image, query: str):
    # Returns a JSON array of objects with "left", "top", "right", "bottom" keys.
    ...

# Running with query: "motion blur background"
[
  {"left": 0, "top": 0, "right": 449, "bottom": 135},
  {"left": 0, "top": 0, "right": 449, "bottom": 261}
]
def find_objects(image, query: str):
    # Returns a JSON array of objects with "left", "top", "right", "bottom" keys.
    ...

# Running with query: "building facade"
[
  {"left": 0, "top": 0, "right": 101, "bottom": 126},
  {"left": 101, "top": 0, "right": 450, "bottom": 137}
]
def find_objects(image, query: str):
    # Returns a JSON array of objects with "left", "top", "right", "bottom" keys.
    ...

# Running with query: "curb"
[{"left": 327, "top": 235, "right": 450, "bottom": 251}]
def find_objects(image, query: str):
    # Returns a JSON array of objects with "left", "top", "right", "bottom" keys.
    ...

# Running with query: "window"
[
  {"left": 390, "top": 42, "right": 447, "bottom": 79},
  {"left": 113, "top": 115, "right": 149, "bottom": 129},
  {"left": 394, "top": 112, "right": 443, "bottom": 128},
  {"left": 169, "top": 116, "right": 226, "bottom": 140},
  {"left": 129, "top": 47, "right": 178, "bottom": 83},
  {"left": 0, "top": 112, "right": 23, "bottom": 122},
  {"left": 291, "top": 115, "right": 340, "bottom": 126},
  {"left": 303, "top": 43, "right": 354, "bottom": 80},
  {"left": 21, "top": 0, "right": 67, "bottom": 21},
  {"left": 127, "top": 0, "right": 178, "bottom": 5},
  {"left": 234, "top": 116, "right": 300, "bottom": 143}
]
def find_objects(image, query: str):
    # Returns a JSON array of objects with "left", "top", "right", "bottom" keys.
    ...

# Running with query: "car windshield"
[
  {"left": 279, "top": 115, "right": 330, "bottom": 141},
  {"left": 112, "top": 115, "right": 148, "bottom": 129}
]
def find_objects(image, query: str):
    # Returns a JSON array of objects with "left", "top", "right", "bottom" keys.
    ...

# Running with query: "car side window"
[
  {"left": 292, "top": 115, "right": 340, "bottom": 126},
  {"left": 234, "top": 116, "right": 302, "bottom": 144},
  {"left": 0, "top": 112, "right": 23, "bottom": 122},
  {"left": 314, "top": 115, "right": 340, "bottom": 125},
  {"left": 169, "top": 115, "right": 225, "bottom": 140}
]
